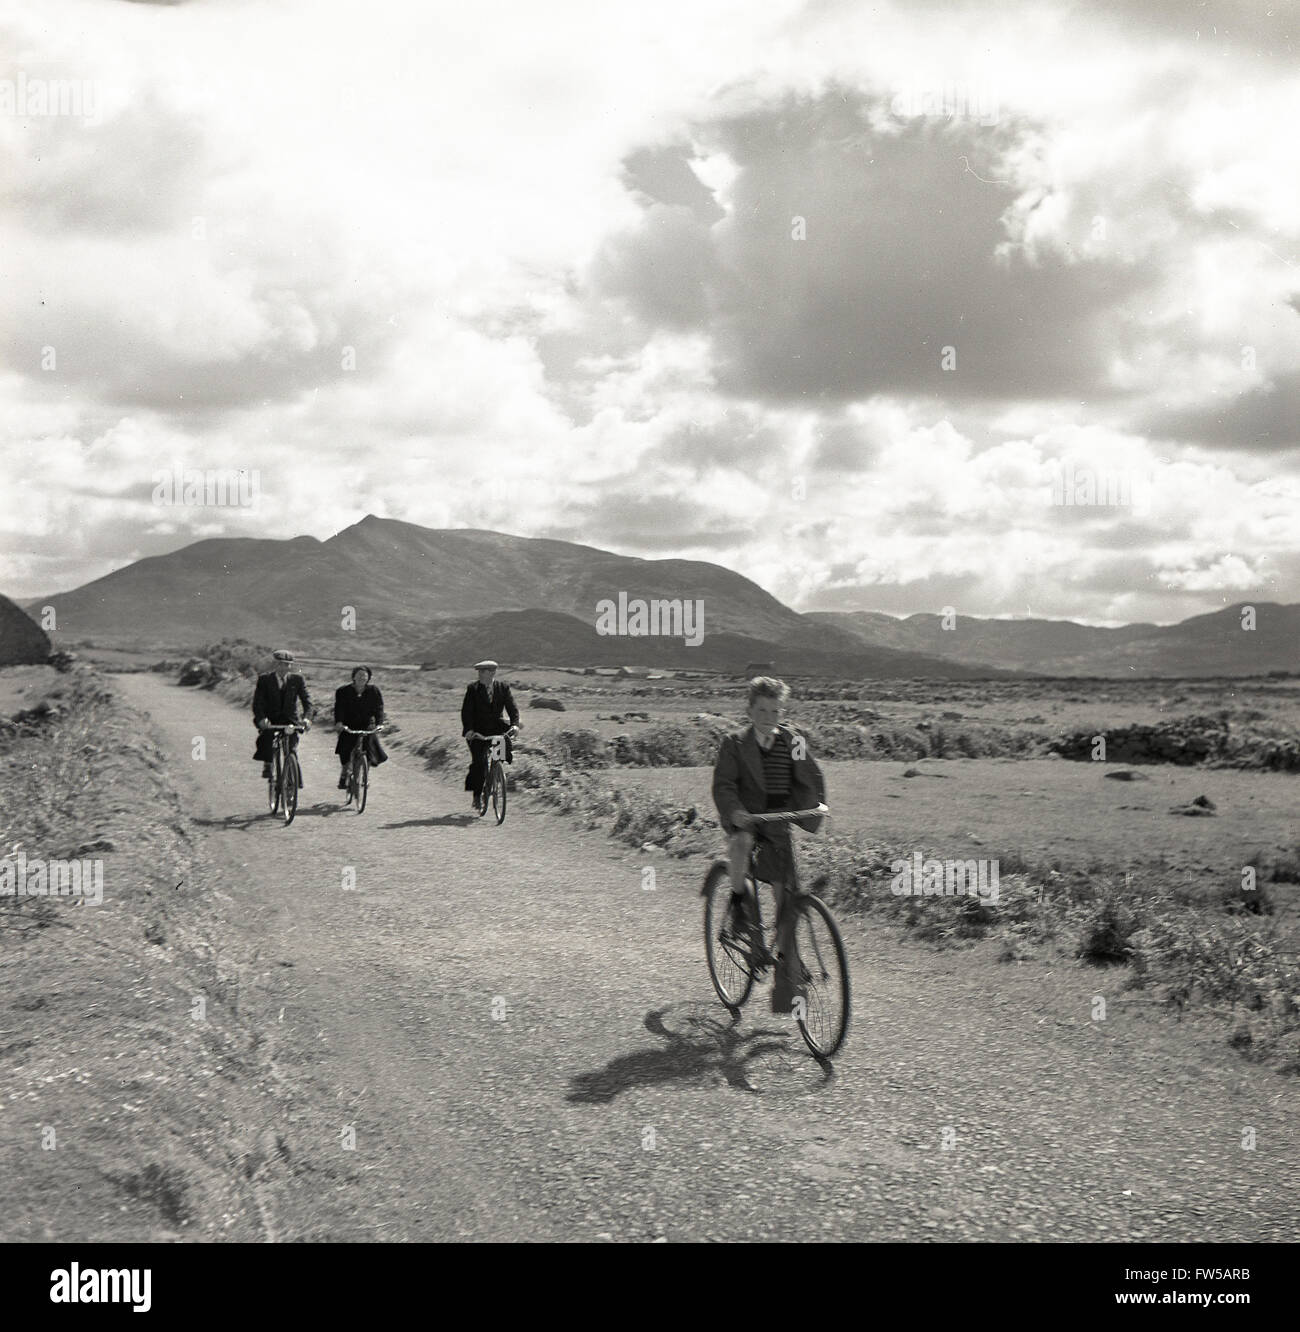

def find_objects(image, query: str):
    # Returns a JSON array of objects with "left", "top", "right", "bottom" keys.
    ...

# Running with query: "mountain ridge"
[{"left": 16, "top": 518, "right": 1295, "bottom": 677}]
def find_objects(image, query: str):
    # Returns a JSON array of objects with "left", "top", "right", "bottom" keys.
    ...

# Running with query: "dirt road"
[{"left": 115, "top": 674, "right": 1299, "bottom": 1241}]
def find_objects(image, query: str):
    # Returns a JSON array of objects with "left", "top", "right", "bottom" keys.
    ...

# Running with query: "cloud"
[
  {"left": 587, "top": 88, "right": 1156, "bottom": 405},
  {"left": 1145, "top": 370, "right": 1300, "bottom": 452}
]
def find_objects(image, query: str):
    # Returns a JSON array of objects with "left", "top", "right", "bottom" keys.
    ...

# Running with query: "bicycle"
[
  {"left": 468, "top": 726, "right": 517, "bottom": 824},
  {"left": 339, "top": 726, "right": 383, "bottom": 814},
  {"left": 264, "top": 723, "right": 308, "bottom": 826},
  {"left": 701, "top": 804, "right": 850, "bottom": 1058}
]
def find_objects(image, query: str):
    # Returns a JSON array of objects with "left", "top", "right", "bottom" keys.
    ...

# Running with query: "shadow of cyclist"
[
  {"left": 565, "top": 1004, "right": 834, "bottom": 1103},
  {"left": 379, "top": 814, "right": 479, "bottom": 830}
]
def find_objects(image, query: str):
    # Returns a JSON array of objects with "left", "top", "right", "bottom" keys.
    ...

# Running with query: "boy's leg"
[
  {"left": 771, "top": 875, "right": 807, "bottom": 1013},
  {"left": 726, "top": 829, "right": 754, "bottom": 897}
]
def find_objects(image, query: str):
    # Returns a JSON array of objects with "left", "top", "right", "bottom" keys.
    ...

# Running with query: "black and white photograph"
[{"left": 1, "top": 0, "right": 1297, "bottom": 1285}]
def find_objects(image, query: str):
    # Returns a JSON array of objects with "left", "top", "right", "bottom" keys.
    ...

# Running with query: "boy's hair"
[{"left": 747, "top": 676, "right": 790, "bottom": 708}]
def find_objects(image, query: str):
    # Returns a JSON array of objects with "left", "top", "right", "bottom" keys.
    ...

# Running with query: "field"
[
  {"left": 4, "top": 653, "right": 1299, "bottom": 1244},
  {"left": 68, "top": 643, "right": 1300, "bottom": 966}
]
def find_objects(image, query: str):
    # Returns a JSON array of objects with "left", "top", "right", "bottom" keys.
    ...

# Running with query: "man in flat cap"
[
  {"left": 460, "top": 659, "right": 521, "bottom": 812},
  {"left": 253, "top": 648, "right": 313, "bottom": 782}
]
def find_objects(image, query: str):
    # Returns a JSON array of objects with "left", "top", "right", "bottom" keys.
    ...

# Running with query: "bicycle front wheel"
[
  {"left": 703, "top": 862, "right": 755, "bottom": 1009},
  {"left": 793, "top": 895, "right": 850, "bottom": 1057},
  {"left": 282, "top": 752, "right": 299, "bottom": 826},
  {"left": 355, "top": 754, "right": 368, "bottom": 814},
  {"left": 491, "top": 761, "right": 506, "bottom": 824},
  {"left": 267, "top": 750, "right": 279, "bottom": 814}
]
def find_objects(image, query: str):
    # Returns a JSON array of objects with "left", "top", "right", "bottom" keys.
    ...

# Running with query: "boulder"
[{"left": 530, "top": 697, "right": 566, "bottom": 711}]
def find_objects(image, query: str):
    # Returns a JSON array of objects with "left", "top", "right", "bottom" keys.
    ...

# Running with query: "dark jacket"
[
  {"left": 253, "top": 670, "right": 313, "bottom": 727},
  {"left": 712, "top": 723, "right": 825, "bottom": 835},
  {"left": 333, "top": 683, "right": 388, "bottom": 764},
  {"left": 252, "top": 669, "right": 313, "bottom": 763},
  {"left": 460, "top": 680, "right": 519, "bottom": 737}
]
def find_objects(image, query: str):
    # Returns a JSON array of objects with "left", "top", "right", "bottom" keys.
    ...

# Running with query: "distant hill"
[
  {"left": 26, "top": 517, "right": 996, "bottom": 677},
  {"left": 0, "top": 594, "right": 51, "bottom": 665},
  {"left": 810, "top": 604, "right": 1300, "bottom": 677},
  {"left": 29, "top": 517, "right": 1287, "bottom": 677},
  {"left": 412, "top": 608, "right": 1001, "bottom": 676}
]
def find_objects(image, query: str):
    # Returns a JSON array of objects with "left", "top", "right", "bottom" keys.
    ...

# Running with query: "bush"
[
  {"left": 549, "top": 729, "right": 610, "bottom": 769},
  {"left": 1076, "top": 892, "right": 1140, "bottom": 965},
  {"left": 608, "top": 723, "right": 718, "bottom": 766}
]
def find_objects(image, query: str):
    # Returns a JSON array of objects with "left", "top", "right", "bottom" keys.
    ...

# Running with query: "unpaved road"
[{"left": 117, "top": 674, "right": 1299, "bottom": 1242}]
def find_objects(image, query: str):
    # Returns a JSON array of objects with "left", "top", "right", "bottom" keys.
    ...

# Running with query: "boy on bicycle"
[{"left": 712, "top": 676, "right": 825, "bottom": 1013}]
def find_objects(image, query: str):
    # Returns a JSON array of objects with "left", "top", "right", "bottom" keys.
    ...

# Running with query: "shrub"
[
  {"left": 549, "top": 729, "right": 610, "bottom": 769},
  {"left": 1076, "top": 892, "right": 1140, "bottom": 965}
]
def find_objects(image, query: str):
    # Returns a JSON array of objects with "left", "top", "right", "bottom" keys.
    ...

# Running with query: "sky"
[{"left": 2, "top": 0, "right": 1297, "bottom": 625}]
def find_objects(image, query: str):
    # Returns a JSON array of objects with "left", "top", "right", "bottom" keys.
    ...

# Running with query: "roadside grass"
[{"left": 0, "top": 665, "right": 294, "bottom": 1239}]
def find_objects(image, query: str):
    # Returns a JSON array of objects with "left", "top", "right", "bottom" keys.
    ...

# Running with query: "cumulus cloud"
[{"left": 1, "top": 0, "right": 1296, "bottom": 627}]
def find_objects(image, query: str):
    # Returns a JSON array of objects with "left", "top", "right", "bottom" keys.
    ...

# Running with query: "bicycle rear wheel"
[
  {"left": 354, "top": 753, "right": 368, "bottom": 814},
  {"left": 793, "top": 895, "right": 850, "bottom": 1057},
  {"left": 491, "top": 761, "right": 506, "bottom": 824},
  {"left": 703, "top": 862, "right": 755, "bottom": 1009},
  {"left": 282, "top": 751, "right": 299, "bottom": 826}
]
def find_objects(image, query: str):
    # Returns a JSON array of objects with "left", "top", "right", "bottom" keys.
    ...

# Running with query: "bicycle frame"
[
  {"left": 265, "top": 723, "right": 306, "bottom": 820},
  {"left": 469, "top": 727, "right": 517, "bottom": 821},
  {"left": 737, "top": 804, "right": 824, "bottom": 959},
  {"left": 468, "top": 726, "right": 517, "bottom": 761},
  {"left": 340, "top": 725, "right": 381, "bottom": 809},
  {"left": 704, "top": 803, "right": 849, "bottom": 1057}
]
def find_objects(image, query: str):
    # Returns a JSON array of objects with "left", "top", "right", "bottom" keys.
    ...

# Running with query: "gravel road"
[{"left": 115, "top": 674, "right": 1299, "bottom": 1242}]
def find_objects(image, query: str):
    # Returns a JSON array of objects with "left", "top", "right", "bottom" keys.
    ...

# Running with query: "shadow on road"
[
  {"left": 566, "top": 1004, "right": 835, "bottom": 1103},
  {"left": 193, "top": 801, "right": 346, "bottom": 831},
  {"left": 379, "top": 814, "right": 479, "bottom": 829}
]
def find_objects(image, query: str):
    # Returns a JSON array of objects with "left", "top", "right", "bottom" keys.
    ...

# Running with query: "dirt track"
[{"left": 114, "top": 674, "right": 1299, "bottom": 1241}]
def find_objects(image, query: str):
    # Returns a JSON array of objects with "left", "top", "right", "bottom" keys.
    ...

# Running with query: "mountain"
[
  {"left": 26, "top": 517, "right": 997, "bottom": 677},
  {"left": 0, "top": 594, "right": 51, "bottom": 665},
  {"left": 810, "top": 604, "right": 1300, "bottom": 677},
  {"left": 413, "top": 608, "right": 1000, "bottom": 676}
]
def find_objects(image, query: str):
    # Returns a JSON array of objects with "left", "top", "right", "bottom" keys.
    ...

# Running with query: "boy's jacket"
[{"left": 711, "top": 723, "right": 825, "bottom": 834}]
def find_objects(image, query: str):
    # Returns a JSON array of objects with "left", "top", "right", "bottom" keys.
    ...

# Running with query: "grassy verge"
[{"left": 0, "top": 666, "right": 295, "bottom": 1240}]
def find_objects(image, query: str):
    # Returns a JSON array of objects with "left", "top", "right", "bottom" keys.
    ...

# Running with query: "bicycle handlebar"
[
  {"left": 469, "top": 727, "right": 518, "bottom": 741},
  {"left": 265, "top": 723, "right": 307, "bottom": 731},
  {"left": 747, "top": 803, "right": 829, "bottom": 824},
  {"left": 340, "top": 726, "right": 383, "bottom": 735}
]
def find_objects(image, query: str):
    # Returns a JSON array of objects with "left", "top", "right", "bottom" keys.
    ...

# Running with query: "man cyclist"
[
  {"left": 253, "top": 649, "right": 313, "bottom": 784},
  {"left": 712, "top": 676, "right": 825, "bottom": 1014},
  {"left": 333, "top": 665, "right": 389, "bottom": 790},
  {"left": 460, "top": 659, "right": 521, "bottom": 813}
]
